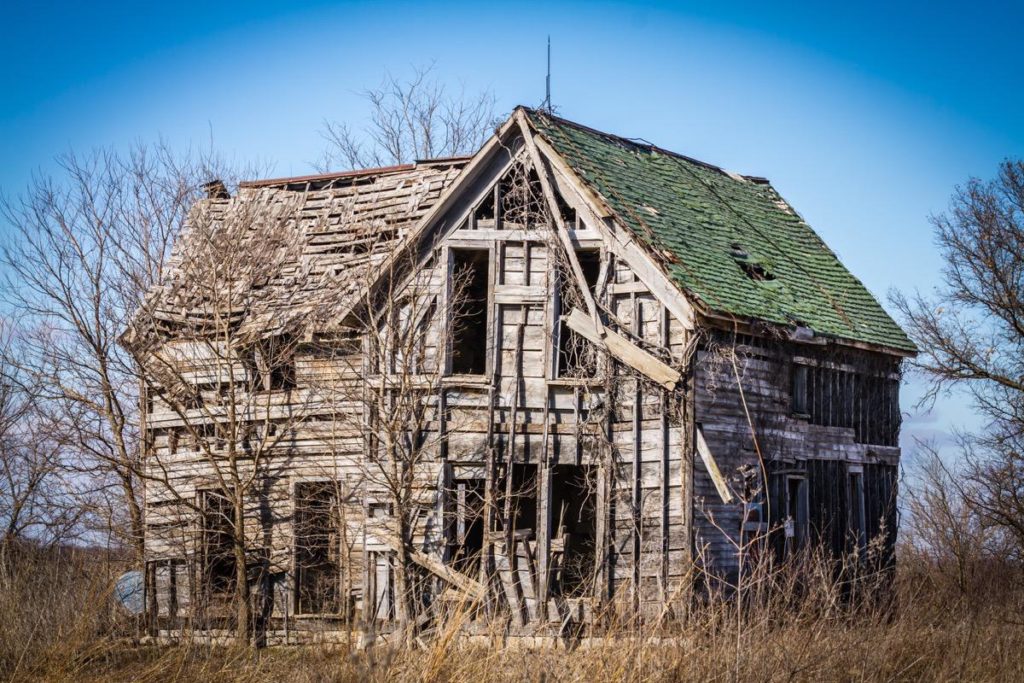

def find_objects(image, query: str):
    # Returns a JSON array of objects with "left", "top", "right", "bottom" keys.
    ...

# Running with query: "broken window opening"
[
  {"left": 500, "top": 165, "right": 545, "bottom": 229},
  {"left": 199, "top": 488, "right": 236, "bottom": 598},
  {"left": 294, "top": 481, "right": 343, "bottom": 615},
  {"left": 450, "top": 249, "right": 490, "bottom": 375},
  {"left": 557, "top": 250, "right": 602, "bottom": 378},
  {"left": 243, "top": 337, "right": 297, "bottom": 392}
]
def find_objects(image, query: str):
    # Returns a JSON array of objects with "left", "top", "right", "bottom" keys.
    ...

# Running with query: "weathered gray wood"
[
  {"left": 515, "top": 110, "right": 602, "bottom": 328},
  {"left": 563, "top": 308, "right": 680, "bottom": 389},
  {"left": 375, "top": 526, "right": 486, "bottom": 601},
  {"left": 139, "top": 109, "right": 908, "bottom": 636},
  {"left": 494, "top": 547, "right": 525, "bottom": 628},
  {"left": 695, "top": 425, "right": 734, "bottom": 504}
]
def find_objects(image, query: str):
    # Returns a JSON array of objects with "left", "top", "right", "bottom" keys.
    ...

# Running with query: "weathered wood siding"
[
  {"left": 692, "top": 334, "right": 901, "bottom": 579},
  {"left": 140, "top": 135, "right": 904, "bottom": 634}
]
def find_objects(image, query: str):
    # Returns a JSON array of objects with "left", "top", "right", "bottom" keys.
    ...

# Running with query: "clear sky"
[{"left": 2, "top": 0, "right": 1020, "bottom": 454}]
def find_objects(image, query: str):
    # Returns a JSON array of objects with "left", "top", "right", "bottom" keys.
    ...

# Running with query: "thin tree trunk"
[{"left": 233, "top": 500, "right": 251, "bottom": 645}]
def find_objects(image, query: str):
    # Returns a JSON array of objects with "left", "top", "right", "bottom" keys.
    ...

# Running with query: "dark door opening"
[
  {"left": 449, "top": 478, "right": 485, "bottom": 574},
  {"left": 784, "top": 475, "right": 808, "bottom": 555},
  {"left": 550, "top": 465, "right": 597, "bottom": 596}
]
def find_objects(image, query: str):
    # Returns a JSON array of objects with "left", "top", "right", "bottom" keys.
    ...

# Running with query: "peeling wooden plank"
[{"left": 695, "top": 426, "right": 734, "bottom": 504}]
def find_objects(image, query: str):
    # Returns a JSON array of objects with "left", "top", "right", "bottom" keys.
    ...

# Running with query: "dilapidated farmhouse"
[{"left": 126, "top": 107, "right": 915, "bottom": 640}]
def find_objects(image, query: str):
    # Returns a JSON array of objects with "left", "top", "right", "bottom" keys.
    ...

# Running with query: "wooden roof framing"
[{"left": 129, "top": 107, "right": 913, "bottom": 363}]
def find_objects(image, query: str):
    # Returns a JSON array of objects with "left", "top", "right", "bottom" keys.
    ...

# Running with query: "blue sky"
[{"left": 2, "top": 0, "right": 1021, "bottom": 454}]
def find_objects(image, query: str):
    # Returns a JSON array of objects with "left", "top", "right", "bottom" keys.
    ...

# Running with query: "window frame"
[{"left": 447, "top": 247, "right": 493, "bottom": 377}]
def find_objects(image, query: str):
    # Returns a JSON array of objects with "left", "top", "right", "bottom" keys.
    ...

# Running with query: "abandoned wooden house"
[{"left": 125, "top": 107, "right": 915, "bottom": 639}]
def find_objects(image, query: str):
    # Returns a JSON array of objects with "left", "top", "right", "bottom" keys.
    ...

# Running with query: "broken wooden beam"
[
  {"left": 378, "top": 528, "right": 486, "bottom": 601},
  {"left": 563, "top": 307, "right": 681, "bottom": 390},
  {"left": 515, "top": 110, "right": 603, "bottom": 329},
  {"left": 695, "top": 426, "right": 735, "bottom": 504}
]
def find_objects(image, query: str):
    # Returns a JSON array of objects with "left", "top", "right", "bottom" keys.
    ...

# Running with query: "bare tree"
[
  {"left": 327, "top": 237, "right": 469, "bottom": 640},
  {"left": 0, "top": 324, "right": 80, "bottom": 567},
  {"left": 892, "top": 159, "right": 1024, "bottom": 560},
  {"left": 900, "top": 442, "right": 1009, "bottom": 598},
  {"left": 317, "top": 65, "right": 497, "bottom": 172},
  {"left": 0, "top": 145, "right": 222, "bottom": 561},
  {"left": 124, "top": 186, "right": 339, "bottom": 643}
]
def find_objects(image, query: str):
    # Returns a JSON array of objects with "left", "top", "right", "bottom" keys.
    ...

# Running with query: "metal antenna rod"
[{"left": 545, "top": 36, "right": 551, "bottom": 112}]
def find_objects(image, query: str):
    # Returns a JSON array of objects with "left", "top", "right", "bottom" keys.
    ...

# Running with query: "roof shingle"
[{"left": 526, "top": 108, "right": 915, "bottom": 354}]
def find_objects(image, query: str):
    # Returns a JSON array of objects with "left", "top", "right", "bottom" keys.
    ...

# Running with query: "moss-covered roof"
[{"left": 526, "top": 109, "right": 915, "bottom": 354}]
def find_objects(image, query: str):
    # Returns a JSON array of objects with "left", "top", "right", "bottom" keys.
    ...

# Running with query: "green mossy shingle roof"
[{"left": 527, "top": 109, "right": 916, "bottom": 354}]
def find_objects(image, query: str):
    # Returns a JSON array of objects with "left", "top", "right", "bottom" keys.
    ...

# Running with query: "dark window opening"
[
  {"left": 557, "top": 250, "right": 602, "bottom": 378},
  {"left": 577, "top": 250, "right": 601, "bottom": 293},
  {"left": 200, "top": 489, "right": 236, "bottom": 597},
  {"left": 794, "top": 362, "right": 900, "bottom": 446},
  {"left": 244, "top": 337, "right": 297, "bottom": 392},
  {"left": 295, "top": 481, "right": 342, "bottom": 615},
  {"left": 450, "top": 249, "right": 490, "bottom": 375}
]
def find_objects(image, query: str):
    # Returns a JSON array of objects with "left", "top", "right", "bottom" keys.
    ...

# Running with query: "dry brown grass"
[{"left": 3, "top": 545, "right": 1023, "bottom": 683}]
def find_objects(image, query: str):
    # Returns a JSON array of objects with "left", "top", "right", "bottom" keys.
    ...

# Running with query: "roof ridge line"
[
  {"left": 239, "top": 156, "right": 472, "bottom": 189},
  {"left": 521, "top": 106, "right": 764, "bottom": 183}
]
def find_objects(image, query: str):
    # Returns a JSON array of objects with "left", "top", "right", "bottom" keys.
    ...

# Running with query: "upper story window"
[
  {"left": 450, "top": 248, "right": 490, "bottom": 376},
  {"left": 557, "top": 250, "right": 602, "bottom": 378},
  {"left": 791, "top": 361, "right": 900, "bottom": 446},
  {"left": 243, "top": 337, "right": 297, "bottom": 391},
  {"left": 791, "top": 365, "right": 809, "bottom": 415}
]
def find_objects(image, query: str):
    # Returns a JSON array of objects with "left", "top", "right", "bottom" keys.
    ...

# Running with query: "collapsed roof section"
[{"left": 125, "top": 159, "right": 467, "bottom": 349}]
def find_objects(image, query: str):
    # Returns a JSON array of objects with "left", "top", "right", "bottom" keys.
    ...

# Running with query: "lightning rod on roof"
[{"left": 543, "top": 36, "right": 552, "bottom": 113}]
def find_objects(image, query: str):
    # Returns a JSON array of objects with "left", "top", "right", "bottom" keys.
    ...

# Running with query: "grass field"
[{"left": 2, "top": 544, "right": 1022, "bottom": 682}]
